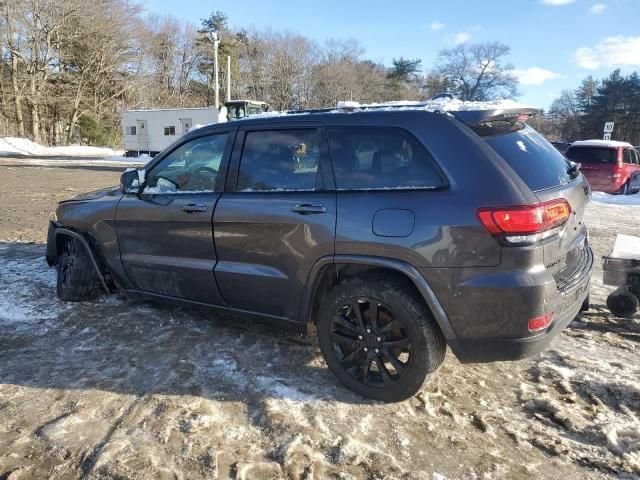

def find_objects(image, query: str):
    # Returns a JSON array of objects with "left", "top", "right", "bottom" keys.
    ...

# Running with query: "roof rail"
[{"left": 252, "top": 98, "right": 538, "bottom": 123}]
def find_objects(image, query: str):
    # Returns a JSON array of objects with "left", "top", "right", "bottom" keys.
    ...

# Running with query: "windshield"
[
  {"left": 472, "top": 122, "right": 573, "bottom": 191},
  {"left": 227, "top": 105, "right": 246, "bottom": 120},
  {"left": 565, "top": 146, "right": 617, "bottom": 165}
]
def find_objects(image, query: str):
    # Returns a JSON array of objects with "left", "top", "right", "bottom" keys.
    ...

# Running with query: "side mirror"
[{"left": 121, "top": 168, "right": 143, "bottom": 194}]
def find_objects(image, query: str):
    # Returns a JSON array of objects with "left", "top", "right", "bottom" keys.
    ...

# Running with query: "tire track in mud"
[{"left": 0, "top": 238, "right": 638, "bottom": 479}]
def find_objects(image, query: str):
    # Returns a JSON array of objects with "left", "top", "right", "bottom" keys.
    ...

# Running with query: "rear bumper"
[
  {"left": 449, "top": 279, "right": 589, "bottom": 362},
  {"left": 426, "top": 245, "right": 593, "bottom": 363}
]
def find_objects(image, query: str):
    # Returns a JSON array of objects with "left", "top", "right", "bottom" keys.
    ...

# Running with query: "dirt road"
[{"left": 0, "top": 163, "right": 638, "bottom": 479}]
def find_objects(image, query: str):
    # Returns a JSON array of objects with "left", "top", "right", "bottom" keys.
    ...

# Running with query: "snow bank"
[
  {"left": 591, "top": 191, "right": 640, "bottom": 205},
  {"left": 0, "top": 137, "right": 122, "bottom": 157},
  {"left": 102, "top": 153, "right": 152, "bottom": 165}
]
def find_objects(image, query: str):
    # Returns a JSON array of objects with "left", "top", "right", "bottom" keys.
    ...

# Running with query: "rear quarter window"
[
  {"left": 327, "top": 127, "right": 446, "bottom": 190},
  {"left": 475, "top": 123, "right": 572, "bottom": 192}
]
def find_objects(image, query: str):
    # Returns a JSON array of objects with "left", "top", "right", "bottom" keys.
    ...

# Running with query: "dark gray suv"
[{"left": 46, "top": 103, "right": 593, "bottom": 402}]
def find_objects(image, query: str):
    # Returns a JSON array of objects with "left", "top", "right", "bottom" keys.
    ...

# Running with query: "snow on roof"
[
  {"left": 234, "top": 98, "right": 535, "bottom": 122},
  {"left": 570, "top": 139, "right": 634, "bottom": 148},
  {"left": 335, "top": 98, "right": 534, "bottom": 113},
  {"left": 123, "top": 106, "right": 218, "bottom": 113}
]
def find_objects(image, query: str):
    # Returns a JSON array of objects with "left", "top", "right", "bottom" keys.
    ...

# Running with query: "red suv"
[{"left": 566, "top": 140, "right": 640, "bottom": 195}]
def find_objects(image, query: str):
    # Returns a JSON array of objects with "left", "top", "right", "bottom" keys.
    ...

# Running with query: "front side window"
[
  {"left": 144, "top": 133, "right": 229, "bottom": 194},
  {"left": 327, "top": 127, "right": 446, "bottom": 190},
  {"left": 164, "top": 126, "right": 176, "bottom": 136},
  {"left": 237, "top": 129, "right": 321, "bottom": 192},
  {"left": 126, "top": 126, "right": 136, "bottom": 135},
  {"left": 623, "top": 149, "right": 633, "bottom": 164}
]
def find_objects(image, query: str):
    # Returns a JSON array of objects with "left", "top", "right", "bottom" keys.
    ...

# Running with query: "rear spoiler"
[{"left": 451, "top": 107, "right": 540, "bottom": 125}]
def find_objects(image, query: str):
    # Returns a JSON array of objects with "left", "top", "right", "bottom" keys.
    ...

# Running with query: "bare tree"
[
  {"left": 1, "top": 0, "right": 26, "bottom": 136},
  {"left": 435, "top": 41, "right": 519, "bottom": 101},
  {"left": 264, "top": 31, "right": 314, "bottom": 110},
  {"left": 548, "top": 90, "right": 582, "bottom": 141},
  {"left": 58, "top": 0, "right": 143, "bottom": 142}
]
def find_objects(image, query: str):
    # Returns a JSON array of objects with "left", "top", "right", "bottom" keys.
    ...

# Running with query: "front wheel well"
[{"left": 52, "top": 229, "right": 111, "bottom": 294}]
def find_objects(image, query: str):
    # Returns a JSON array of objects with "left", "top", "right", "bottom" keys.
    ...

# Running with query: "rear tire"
[
  {"left": 317, "top": 273, "right": 446, "bottom": 402},
  {"left": 56, "top": 237, "right": 100, "bottom": 302},
  {"left": 606, "top": 288, "right": 639, "bottom": 318}
]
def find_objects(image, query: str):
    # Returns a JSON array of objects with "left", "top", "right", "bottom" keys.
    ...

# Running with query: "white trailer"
[{"left": 121, "top": 107, "right": 222, "bottom": 156}]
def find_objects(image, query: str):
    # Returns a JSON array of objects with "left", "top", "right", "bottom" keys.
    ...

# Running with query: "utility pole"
[
  {"left": 210, "top": 32, "right": 220, "bottom": 108},
  {"left": 226, "top": 55, "right": 231, "bottom": 102}
]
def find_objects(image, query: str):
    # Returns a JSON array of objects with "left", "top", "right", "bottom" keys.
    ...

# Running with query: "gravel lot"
[{"left": 0, "top": 160, "right": 638, "bottom": 479}]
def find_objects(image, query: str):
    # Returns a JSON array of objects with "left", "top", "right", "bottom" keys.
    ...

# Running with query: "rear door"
[
  {"left": 213, "top": 123, "right": 336, "bottom": 320},
  {"left": 116, "top": 130, "right": 234, "bottom": 304},
  {"left": 477, "top": 123, "right": 590, "bottom": 282},
  {"left": 565, "top": 146, "right": 617, "bottom": 192}
]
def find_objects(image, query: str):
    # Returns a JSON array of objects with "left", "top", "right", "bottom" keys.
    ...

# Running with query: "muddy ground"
[{"left": 0, "top": 161, "right": 638, "bottom": 480}]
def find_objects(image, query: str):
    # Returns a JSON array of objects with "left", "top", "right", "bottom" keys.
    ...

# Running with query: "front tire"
[
  {"left": 56, "top": 237, "right": 100, "bottom": 302},
  {"left": 317, "top": 273, "right": 446, "bottom": 402}
]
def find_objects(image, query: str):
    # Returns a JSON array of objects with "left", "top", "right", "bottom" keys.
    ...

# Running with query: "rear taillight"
[
  {"left": 528, "top": 313, "right": 553, "bottom": 332},
  {"left": 477, "top": 199, "right": 571, "bottom": 245},
  {"left": 614, "top": 150, "right": 624, "bottom": 177}
]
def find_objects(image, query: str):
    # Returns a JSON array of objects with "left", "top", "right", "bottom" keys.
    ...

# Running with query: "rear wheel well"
[{"left": 307, "top": 263, "right": 437, "bottom": 330}]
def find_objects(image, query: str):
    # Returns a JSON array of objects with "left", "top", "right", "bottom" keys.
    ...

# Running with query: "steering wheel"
[{"left": 186, "top": 166, "right": 217, "bottom": 191}]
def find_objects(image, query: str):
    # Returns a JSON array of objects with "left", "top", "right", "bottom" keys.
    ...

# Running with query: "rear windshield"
[
  {"left": 565, "top": 146, "right": 617, "bottom": 165},
  {"left": 472, "top": 121, "right": 572, "bottom": 191}
]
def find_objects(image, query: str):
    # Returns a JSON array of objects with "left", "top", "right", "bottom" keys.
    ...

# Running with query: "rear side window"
[
  {"left": 237, "top": 129, "right": 320, "bottom": 192},
  {"left": 327, "top": 127, "right": 446, "bottom": 190},
  {"left": 475, "top": 123, "right": 571, "bottom": 191},
  {"left": 565, "top": 146, "right": 617, "bottom": 165}
]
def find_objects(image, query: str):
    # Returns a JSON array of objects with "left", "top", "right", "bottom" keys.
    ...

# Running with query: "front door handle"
[
  {"left": 181, "top": 204, "right": 207, "bottom": 213},
  {"left": 292, "top": 204, "right": 327, "bottom": 215}
]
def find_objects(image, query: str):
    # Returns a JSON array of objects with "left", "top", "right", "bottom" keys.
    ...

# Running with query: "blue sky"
[{"left": 148, "top": 0, "right": 640, "bottom": 109}]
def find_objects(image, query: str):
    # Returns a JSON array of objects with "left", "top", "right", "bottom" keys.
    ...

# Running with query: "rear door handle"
[
  {"left": 181, "top": 204, "right": 207, "bottom": 213},
  {"left": 292, "top": 204, "right": 327, "bottom": 215}
]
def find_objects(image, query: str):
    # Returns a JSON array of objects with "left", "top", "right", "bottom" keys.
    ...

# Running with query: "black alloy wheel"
[{"left": 330, "top": 298, "right": 413, "bottom": 387}]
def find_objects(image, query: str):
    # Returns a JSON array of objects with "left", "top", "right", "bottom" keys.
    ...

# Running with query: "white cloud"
[
  {"left": 589, "top": 3, "right": 606, "bottom": 14},
  {"left": 512, "top": 67, "right": 563, "bottom": 85},
  {"left": 574, "top": 36, "right": 640, "bottom": 69},
  {"left": 430, "top": 21, "right": 444, "bottom": 31},
  {"left": 540, "top": 0, "right": 576, "bottom": 5},
  {"left": 454, "top": 32, "right": 470, "bottom": 44}
]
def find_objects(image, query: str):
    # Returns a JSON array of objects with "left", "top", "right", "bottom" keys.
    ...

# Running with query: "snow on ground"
[
  {"left": 0, "top": 156, "right": 147, "bottom": 168},
  {"left": 0, "top": 137, "right": 123, "bottom": 157},
  {"left": 592, "top": 191, "right": 640, "bottom": 206},
  {"left": 0, "top": 196, "right": 638, "bottom": 479}
]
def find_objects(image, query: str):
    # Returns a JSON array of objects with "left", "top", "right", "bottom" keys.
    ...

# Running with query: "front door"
[
  {"left": 116, "top": 131, "right": 234, "bottom": 304},
  {"left": 213, "top": 125, "right": 336, "bottom": 320}
]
